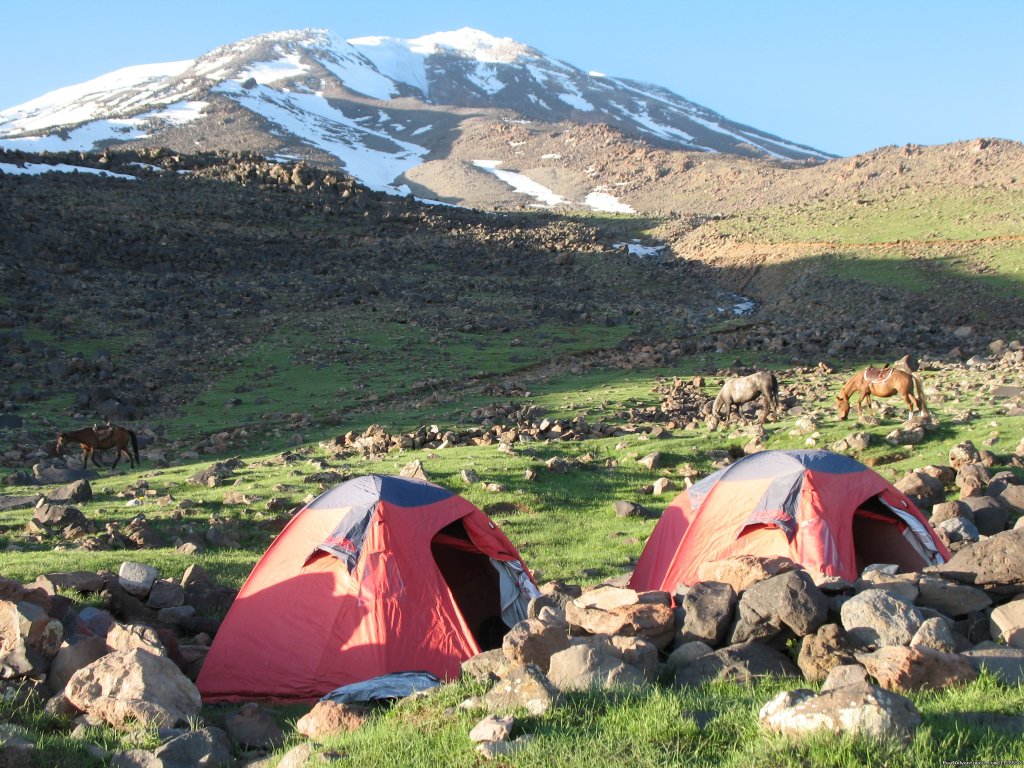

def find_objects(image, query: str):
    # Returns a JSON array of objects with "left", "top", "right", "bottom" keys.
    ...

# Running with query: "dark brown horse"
[
  {"left": 836, "top": 366, "right": 928, "bottom": 420},
  {"left": 56, "top": 426, "right": 140, "bottom": 469}
]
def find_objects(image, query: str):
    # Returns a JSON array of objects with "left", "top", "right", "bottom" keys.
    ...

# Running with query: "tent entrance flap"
[
  {"left": 852, "top": 498, "right": 936, "bottom": 574},
  {"left": 430, "top": 521, "right": 506, "bottom": 651}
]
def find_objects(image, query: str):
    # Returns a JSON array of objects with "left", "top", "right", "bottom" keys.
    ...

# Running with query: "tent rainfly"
[
  {"left": 629, "top": 449, "right": 950, "bottom": 593},
  {"left": 198, "top": 474, "right": 539, "bottom": 703}
]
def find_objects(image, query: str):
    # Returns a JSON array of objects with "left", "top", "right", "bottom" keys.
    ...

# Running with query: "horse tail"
[
  {"left": 913, "top": 374, "right": 929, "bottom": 415},
  {"left": 129, "top": 429, "right": 140, "bottom": 466},
  {"left": 769, "top": 373, "right": 780, "bottom": 413},
  {"left": 712, "top": 392, "right": 724, "bottom": 417}
]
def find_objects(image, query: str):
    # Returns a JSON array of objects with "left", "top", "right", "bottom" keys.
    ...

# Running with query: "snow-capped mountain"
[{"left": 0, "top": 28, "right": 831, "bottom": 208}]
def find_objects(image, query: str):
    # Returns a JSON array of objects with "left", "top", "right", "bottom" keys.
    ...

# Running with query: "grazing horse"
[
  {"left": 55, "top": 426, "right": 140, "bottom": 469},
  {"left": 712, "top": 371, "right": 780, "bottom": 423},
  {"left": 836, "top": 366, "right": 928, "bottom": 420}
]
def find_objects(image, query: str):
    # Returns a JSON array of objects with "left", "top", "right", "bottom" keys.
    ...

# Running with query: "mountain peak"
[
  {"left": 0, "top": 26, "right": 832, "bottom": 205},
  {"left": 406, "top": 28, "right": 538, "bottom": 63}
]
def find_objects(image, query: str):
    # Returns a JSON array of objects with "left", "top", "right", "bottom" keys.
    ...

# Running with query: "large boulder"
[
  {"left": 797, "top": 623, "right": 857, "bottom": 682},
  {"left": 565, "top": 589, "right": 674, "bottom": 649},
  {"left": 547, "top": 636, "right": 650, "bottom": 691},
  {"left": 728, "top": 570, "right": 828, "bottom": 645},
  {"left": 502, "top": 617, "right": 571, "bottom": 673},
  {"left": 64, "top": 648, "right": 201, "bottom": 729},
  {"left": 840, "top": 590, "right": 923, "bottom": 648},
  {"left": 675, "top": 641, "right": 799, "bottom": 686},
  {"left": 43, "top": 479, "right": 93, "bottom": 505},
  {"left": 483, "top": 664, "right": 561, "bottom": 715},
  {"left": 296, "top": 701, "right": 371, "bottom": 739},
  {"left": 759, "top": 682, "right": 920, "bottom": 744},
  {"left": 961, "top": 644, "right": 1024, "bottom": 685},
  {"left": 857, "top": 645, "right": 978, "bottom": 691},
  {"left": 45, "top": 636, "right": 109, "bottom": 695},
  {"left": 678, "top": 581, "right": 736, "bottom": 647},
  {"left": 931, "top": 530, "right": 1024, "bottom": 593},
  {"left": 694, "top": 556, "right": 798, "bottom": 594},
  {"left": 990, "top": 598, "right": 1024, "bottom": 649},
  {"left": 915, "top": 575, "right": 991, "bottom": 616}
]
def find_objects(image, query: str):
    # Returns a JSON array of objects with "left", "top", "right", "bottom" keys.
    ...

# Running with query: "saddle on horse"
[
  {"left": 93, "top": 424, "right": 115, "bottom": 441},
  {"left": 863, "top": 365, "right": 893, "bottom": 384}
]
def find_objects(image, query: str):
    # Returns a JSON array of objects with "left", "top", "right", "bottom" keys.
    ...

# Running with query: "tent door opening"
[
  {"left": 852, "top": 497, "right": 935, "bottom": 574},
  {"left": 430, "top": 521, "right": 507, "bottom": 651}
]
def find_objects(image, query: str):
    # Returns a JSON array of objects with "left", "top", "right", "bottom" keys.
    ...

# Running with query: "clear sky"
[{"left": 1, "top": 0, "right": 1021, "bottom": 157}]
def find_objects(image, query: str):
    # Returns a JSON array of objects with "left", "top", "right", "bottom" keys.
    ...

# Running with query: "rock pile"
[{"left": 456, "top": 531, "right": 1024, "bottom": 746}]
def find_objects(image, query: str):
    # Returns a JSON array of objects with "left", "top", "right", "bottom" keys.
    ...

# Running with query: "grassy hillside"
[{"left": 2, "top": 148, "right": 1023, "bottom": 765}]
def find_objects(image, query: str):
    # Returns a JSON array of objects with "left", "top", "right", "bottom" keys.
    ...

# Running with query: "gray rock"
[
  {"left": 32, "top": 464, "right": 94, "bottom": 484},
  {"left": 31, "top": 504, "right": 88, "bottom": 530},
  {"left": 547, "top": 638, "right": 647, "bottom": 691},
  {"left": 154, "top": 727, "right": 233, "bottom": 768},
  {"left": 46, "top": 636, "right": 109, "bottom": 696},
  {"left": 931, "top": 529, "right": 1024, "bottom": 593},
  {"left": 820, "top": 663, "right": 869, "bottom": 691},
  {"left": 911, "top": 617, "right": 959, "bottom": 652},
  {"left": 936, "top": 516, "right": 980, "bottom": 544},
  {"left": 43, "top": 479, "right": 92, "bottom": 505},
  {"left": 729, "top": 569, "right": 828, "bottom": 644},
  {"left": 119, "top": 562, "right": 160, "bottom": 599},
  {"left": 840, "top": 590, "right": 923, "bottom": 648},
  {"left": 915, "top": 574, "right": 991, "bottom": 616},
  {"left": 483, "top": 664, "right": 560, "bottom": 715},
  {"left": 145, "top": 580, "right": 185, "bottom": 611},
  {"left": 665, "top": 641, "right": 714, "bottom": 674},
  {"left": 759, "top": 682, "right": 920, "bottom": 743},
  {"left": 961, "top": 644, "right": 1024, "bottom": 685},
  {"left": 962, "top": 496, "right": 1009, "bottom": 535},
  {"left": 675, "top": 641, "right": 800, "bottom": 686},
  {"left": 679, "top": 581, "right": 736, "bottom": 647},
  {"left": 225, "top": 702, "right": 284, "bottom": 750}
]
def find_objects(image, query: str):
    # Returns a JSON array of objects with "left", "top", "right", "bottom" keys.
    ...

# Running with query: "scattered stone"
[
  {"left": 695, "top": 555, "right": 798, "bottom": 594},
  {"left": 679, "top": 581, "right": 736, "bottom": 646},
  {"left": 910, "top": 617, "right": 959, "bottom": 653},
  {"left": 469, "top": 714, "right": 514, "bottom": 743},
  {"left": 64, "top": 648, "right": 201, "bottom": 729},
  {"left": 856, "top": 645, "right": 978, "bottom": 691},
  {"left": 118, "top": 562, "right": 160, "bottom": 599},
  {"left": 990, "top": 599, "right": 1024, "bottom": 649},
  {"left": 840, "top": 589, "right": 923, "bottom": 648},
  {"left": 797, "top": 623, "right": 858, "bottom": 682},
  {"left": 759, "top": 682, "right": 920, "bottom": 743},
  {"left": 44, "top": 479, "right": 92, "bottom": 505},
  {"left": 225, "top": 702, "right": 285, "bottom": 750},
  {"left": 483, "top": 664, "right": 560, "bottom": 715},
  {"left": 675, "top": 641, "right": 799, "bottom": 686},
  {"left": 295, "top": 701, "right": 371, "bottom": 739}
]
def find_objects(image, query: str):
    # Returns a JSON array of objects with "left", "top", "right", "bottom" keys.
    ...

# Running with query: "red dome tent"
[
  {"left": 198, "top": 475, "right": 538, "bottom": 703},
  {"left": 629, "top": 450, "right": 950, "bottom": 593}
]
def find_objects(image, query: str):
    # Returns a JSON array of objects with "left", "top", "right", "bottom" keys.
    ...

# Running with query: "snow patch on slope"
[
  {"left": 218, "top": 80, "right": 425, "bottom": 192},
  {"left": 472, "top": 159, "right": 567, "bottom": 207}
]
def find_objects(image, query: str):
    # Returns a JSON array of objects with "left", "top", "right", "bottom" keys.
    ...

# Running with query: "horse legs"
[
  {"left": 85, "top": 446, "right": 103, "bottom": 468},
  {"left": 111, "top": 449, "right": 121, "bottom": 469}
]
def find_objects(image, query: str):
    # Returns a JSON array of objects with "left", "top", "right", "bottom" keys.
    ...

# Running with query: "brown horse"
[
  {"left": 55, "top": 426, "right": 140, "bottom": 469},
  {"left": 836, "top": 366, "right": 928, "bottom": 420}
]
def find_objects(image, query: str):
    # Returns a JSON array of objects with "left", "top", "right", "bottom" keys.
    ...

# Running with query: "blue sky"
[{"left": 1, "top": 0, "right": 1021, "bottom": 157}]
